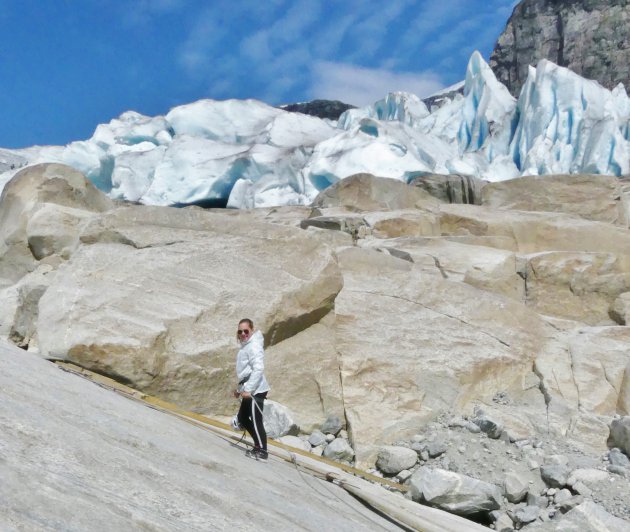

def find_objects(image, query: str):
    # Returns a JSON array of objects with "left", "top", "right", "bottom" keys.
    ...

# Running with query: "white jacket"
[{"left": 235, "top": 330, "right": 270, "bottom": 395}]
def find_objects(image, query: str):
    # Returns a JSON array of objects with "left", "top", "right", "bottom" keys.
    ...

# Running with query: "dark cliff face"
[
  {"left": 279, "top": 100, "right": 356, "bottom": 120},
  {"left": 490, "top": 0, "right": 630, "bottom": 95}
]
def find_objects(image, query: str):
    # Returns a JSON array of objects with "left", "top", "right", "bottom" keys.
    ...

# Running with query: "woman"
[{"left": 233, "top": 318, "right": 270, "bottom": 461}]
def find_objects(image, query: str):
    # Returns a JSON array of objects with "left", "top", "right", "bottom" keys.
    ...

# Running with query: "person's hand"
[
  {"left": 240, "top": 391, "right": 252, "bottom": 399},
  {"left": 232, "top": 389, "right": 240, "bottom": 398}
]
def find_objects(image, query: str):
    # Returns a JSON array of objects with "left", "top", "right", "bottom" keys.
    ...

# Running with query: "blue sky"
[{"left": 0, "top": 0, "right": 518, "bottom": 148}]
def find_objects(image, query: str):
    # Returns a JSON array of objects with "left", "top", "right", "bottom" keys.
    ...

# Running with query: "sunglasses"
[{"left": 237, "top": 329, "right": 251, "bottom": 335}]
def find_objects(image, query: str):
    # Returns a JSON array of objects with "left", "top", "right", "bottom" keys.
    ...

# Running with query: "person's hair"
[
  {"left": 239, "top": 318, "right": 254, "bottom": 329},
  {"left": 236, "top": 318, "right": 254, "bottom": 341}
]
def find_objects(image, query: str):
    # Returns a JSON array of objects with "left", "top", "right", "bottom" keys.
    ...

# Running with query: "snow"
[{"left": 1, "top": 52, "right": 628, "bottom": 209}]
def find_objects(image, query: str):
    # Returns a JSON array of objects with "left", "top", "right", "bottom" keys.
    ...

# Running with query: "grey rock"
[
  {"left": 490, "top": 0, "right": 630, "bottom": 95},
  {"left": 609, "top": 448, "right": 630, "bottom": 468},
  {"left": 494, "top": 512, "right": 514, "bottom": 532},
  {"left": 557, "top": 495, "right": 584, "bottom": 514},
  {"left": 277, "top": 435, "right": 311, "bottom": 451},
  {"left": 567, "top": 468, "right": 609, "bottom": 487},
  {"left": 282, "top": 99, "right": 355, "bottom": 121},
  {"left": 375, "top": 446, "right": 418, "bottom": 475},
  {"left": 526, "top": 491, "right": 548, "bottom": 508},
  {"left": 410, "top": 441, "right": 425, "bottom": 453},
  {"left": 325, "top": 433, "right": 335, "bottom": 443},
  {"left": 320, "top": 415, "right": 343, "bottom": 436},
  {"left": 608, "top": 417, "right": 630, "bottom": 456},
  {"left": 263, "top": 401, "right": 300, "bottom": 439},
  {"left": 465, "top": 422, "right": 481, "bottom": 434},
  {"left": 420, "top": 450, "right": 430, "bottom": 462},
  {"left": 553, "top": 488, "right": 572, "bottom": 505},
  {"left": 511, "top": 505, "right": 539, "bottom": 526},
  {"left": 472, "top": 415, "right": 503, "bottom": 439},
  {"left": 308, "top": 430, "right": 327, "bottom": 447},
  {"left": 545, "top": 454, "right": 569, "bottom": 466},
  {"left": 571, "top": 481, "right": 593, "bottom": 497},
  {"left": 540, "top": 464, "right": 570, "bottom": 488},
  {"left": 549, "top": 501, "right": 630, "bottom": 531},
  {"left": 408, "top": 467, "right": 502, "bottom": 516},
  {"left": 503, "top": 472, "right": 529, "bottom": 503},
  {"left": 396, "top": 469, "right": 413, "bottom": 483},
  {"left": 607, "top": 464, "right": 629, "bottom": 477},
  {"left": 426, "top": 441, "right": 447, "bottom": 458},
  {"left": 322, "top": 438, "right": 354, "bottom": 462},
  {"left": 310, "top": 445, "right": 325, "bottom": 457}
]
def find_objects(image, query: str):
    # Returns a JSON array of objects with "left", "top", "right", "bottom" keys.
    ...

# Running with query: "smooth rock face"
[
  {"left": 0, "top": 341, "right": 398, "bottom": 532},
  {"left": 375, "top": 446, "right": 418, "bottom": 475},
  {"left": 490, "top": 0, "right": 630, "bottom": 94},
  {"left": 408, "top": 467, "right": 502, "bottom": 516}
]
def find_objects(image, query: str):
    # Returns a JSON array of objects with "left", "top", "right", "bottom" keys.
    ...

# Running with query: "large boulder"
[
  {"left": 35, "top": 205, "right": 343, "bottom": 414},
  {"left": 408, "top": 467, "right": 502, "bottom": 516},
  {"left": 311, "top": 173, "right": 437, "bottom": 212},
  {"left": 482, "top": 174, "right": 628, "bottom": 225},
  {"left": 334, "top": 246, "right": 551, "bottom": 465},
  {"left": 0, "top": 163, "right": 113, "bottom": 285}
]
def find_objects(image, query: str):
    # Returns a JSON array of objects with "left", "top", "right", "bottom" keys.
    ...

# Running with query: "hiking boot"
[
  {"left": 245, "top": 448, "right": 268, "bottom": 461},
  {"left": 245, "top": 448, "right": 259, "bottom": 459},
  {"left": 256, "top": 449, "right": 268, "bottom": 462}
]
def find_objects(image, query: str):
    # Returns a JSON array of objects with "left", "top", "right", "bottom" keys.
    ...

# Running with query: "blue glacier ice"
[{"left": 1, "top": 52, "right": 628, "bottom": 209}]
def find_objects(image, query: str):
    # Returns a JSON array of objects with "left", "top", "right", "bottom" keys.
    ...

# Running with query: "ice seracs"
[
  {"left": 1, "top": 52, "right": 628, "bottom": 209},
  {"left": 509, "top": 60, "right": 629, "bottom": 177}
]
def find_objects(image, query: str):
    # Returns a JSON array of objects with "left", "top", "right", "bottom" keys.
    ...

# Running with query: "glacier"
[{"left": 1, "top": 52, "right": 628, "bottom": 209}]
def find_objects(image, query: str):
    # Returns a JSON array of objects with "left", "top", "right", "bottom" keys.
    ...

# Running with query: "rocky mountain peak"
[{"left": 490, "top": 0, "right": 630, "bottom": 95}]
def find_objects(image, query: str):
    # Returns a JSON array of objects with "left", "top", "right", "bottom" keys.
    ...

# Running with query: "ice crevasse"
[{"left": 0, "top": 52, "right": 628, "bottom": 209}]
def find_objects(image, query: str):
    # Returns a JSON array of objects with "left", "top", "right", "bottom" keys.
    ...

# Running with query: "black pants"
[{"left": 237, "top": 392, "right": 267, "bottom": 451}]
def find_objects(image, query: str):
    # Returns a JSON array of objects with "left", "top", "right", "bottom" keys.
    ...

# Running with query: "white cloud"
[{"left": 311, "top": 61, "right": 444, "bottom": 105}]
